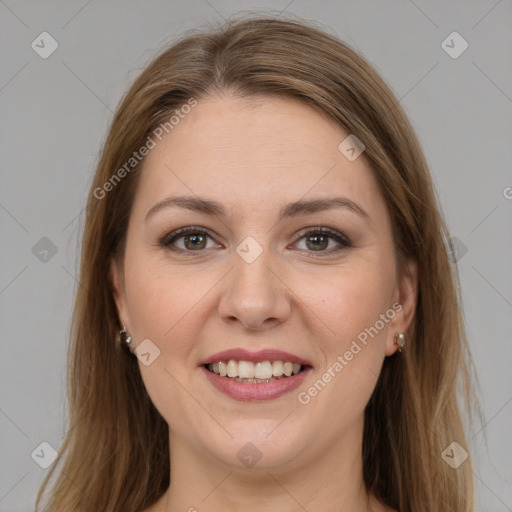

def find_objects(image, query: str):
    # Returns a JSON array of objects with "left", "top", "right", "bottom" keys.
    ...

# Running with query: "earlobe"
[{"left": 386, "top": 258, "right": 419, "bottom": 356}]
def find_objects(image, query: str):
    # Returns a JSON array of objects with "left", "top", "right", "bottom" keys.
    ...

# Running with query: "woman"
[{"left": 35, "top": 15, "right": 478, "bottom": 512}]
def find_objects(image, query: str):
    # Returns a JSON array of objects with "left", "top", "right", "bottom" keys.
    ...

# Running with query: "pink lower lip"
[{"left": 200, "top": 366, "right": 311, "bottom": 402}]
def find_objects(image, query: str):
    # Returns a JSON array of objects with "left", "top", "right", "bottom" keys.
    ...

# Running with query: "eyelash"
[{"left": 159, "top": 225, "right": 353, "bottom": 257}]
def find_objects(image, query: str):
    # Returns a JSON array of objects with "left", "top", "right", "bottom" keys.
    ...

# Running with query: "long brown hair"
[{"left": 35, "top": 14, "right": 479, "bottom": 512}]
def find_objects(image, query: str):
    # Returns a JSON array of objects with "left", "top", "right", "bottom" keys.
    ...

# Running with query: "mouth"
[
  {"left": 199, "top": 349, "right": 313, "bottom": 401},
  {"left": 203, "top": 360, "right": 309, "bottom": 383}
]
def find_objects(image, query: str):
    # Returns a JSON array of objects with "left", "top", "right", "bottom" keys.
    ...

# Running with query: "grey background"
[{"left": 1, "top": 0, "right": 511, "bottom": 510}]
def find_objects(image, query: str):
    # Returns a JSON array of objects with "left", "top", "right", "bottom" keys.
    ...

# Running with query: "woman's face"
[{"left": 110, "top": 94, "right": 417, "bottom": 472}]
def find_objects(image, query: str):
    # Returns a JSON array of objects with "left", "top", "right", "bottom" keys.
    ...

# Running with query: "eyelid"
[
  {"left": 159, "top": 225, "right": 353, "bottom": 254},
  {"left": 159, "top": 226, "right": 221, "bottom": 249},
  {"left": 293, "top": 226, "right": 352, "bottom": 246}
]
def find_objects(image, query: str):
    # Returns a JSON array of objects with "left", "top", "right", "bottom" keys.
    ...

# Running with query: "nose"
[{"left": 217, "top": 243, "right": 291, "bottom": 331}]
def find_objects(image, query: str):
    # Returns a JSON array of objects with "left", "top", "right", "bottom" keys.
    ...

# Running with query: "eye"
[
  {"left": 160, "top": 225, "right": 352, "bottom": 256},
  {"left": 293, "top": 227, "right": 352, "bottom": 255},
  {"left": 160, "top": 227, "right": 220, "bottom": 253}
]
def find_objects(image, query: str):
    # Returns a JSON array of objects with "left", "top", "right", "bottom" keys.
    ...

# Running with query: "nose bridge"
[{"left": 218, "top": 234, "right": 290, "bottom": 329}]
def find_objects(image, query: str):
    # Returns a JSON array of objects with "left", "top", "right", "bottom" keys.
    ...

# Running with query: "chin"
[{"left": 200, "top": 423, "right": 309, "bottom": 472}]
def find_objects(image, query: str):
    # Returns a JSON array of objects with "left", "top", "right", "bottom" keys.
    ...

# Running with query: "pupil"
[
  {"left": 186, "top": 234, "right": 205, "bottom": 250},
  {"left": 308, "top": 235, "right": 327, "bottom": 251}
]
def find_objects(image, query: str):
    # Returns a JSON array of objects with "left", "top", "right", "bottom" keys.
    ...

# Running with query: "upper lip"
[{"left": 199, "top": 348, "right": 313, "bottom": 367}]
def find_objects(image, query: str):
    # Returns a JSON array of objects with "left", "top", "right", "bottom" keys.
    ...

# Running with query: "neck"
[{"left": 151, "top": 414, "right": 387, "bottom": 512}]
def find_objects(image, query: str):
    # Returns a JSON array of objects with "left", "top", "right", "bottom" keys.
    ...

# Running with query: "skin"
[{"left": 110, "top": 93, "right": 417, "bottom": 512}]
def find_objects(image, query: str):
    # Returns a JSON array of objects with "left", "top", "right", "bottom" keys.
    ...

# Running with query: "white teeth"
[
  {"left": 207, "top": 359, "right": 303, "bottom": 379},
  {"left": 272, "top": 360, "right": 283, "bottom": 376},
  {"left": 227, "top": 360, "right": 238, "bottom": 378},
  {"left": 255, "top": 361, "right": 273, "bottom": 379},
  {"left": 238, "top": 361, "right": 254, "bottom": 379}
]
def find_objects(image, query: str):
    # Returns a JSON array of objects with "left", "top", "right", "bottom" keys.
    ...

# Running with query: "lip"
[
  {"left": 199, "top": 348, "right": 312, "bottom": 367},
  {"left": 201, "top": 365, "right": 312, "bottom": 402}
]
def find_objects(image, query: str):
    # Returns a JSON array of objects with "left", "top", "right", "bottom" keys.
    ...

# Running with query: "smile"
[
  {"left": 199, "top": 348, "right": 313, "bottom": 401},
  {"left": 206, "top": 360, "right": 303, "bottom": 382}
]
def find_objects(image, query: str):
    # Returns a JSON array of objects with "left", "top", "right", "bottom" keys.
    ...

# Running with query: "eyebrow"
[{"left": 145, "top": 195, "right": 370, "bottom": 223}]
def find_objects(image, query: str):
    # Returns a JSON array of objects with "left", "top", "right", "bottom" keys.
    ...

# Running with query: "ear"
[
  {"left": 385, "top": 258, "right": 418, "bottom": 356},
  {"left": 109, "top": 257, "right": 131, "bottom": 331}
]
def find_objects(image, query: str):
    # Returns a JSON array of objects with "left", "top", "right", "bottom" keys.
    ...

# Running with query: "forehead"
[{"left": 132, "top": 94, "right": 384, "bottom": 219}]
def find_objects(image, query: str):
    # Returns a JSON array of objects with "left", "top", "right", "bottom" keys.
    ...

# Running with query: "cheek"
[
  {"left": 122, "top": 253, "right": 206, "bottom": 423},
  {"left": 307, "top": 259, "right": 395, "bottom": 350},
  {"left": 295, "top": 265, "right": 393, "bottom": 424},
  {"left": 123, "top": 237, "right": 396, "bottom": 424},
  {"left": 123, "top": 248, "right": 205, "bottom": 343}
]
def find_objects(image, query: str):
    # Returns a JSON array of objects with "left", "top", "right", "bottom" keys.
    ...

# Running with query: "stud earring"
[
  {"left": 119, "top": 326, "right": 132, "bottom": 345},
  {"left": 394, "top": 332, "right": 407, "bottom": 352}
]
